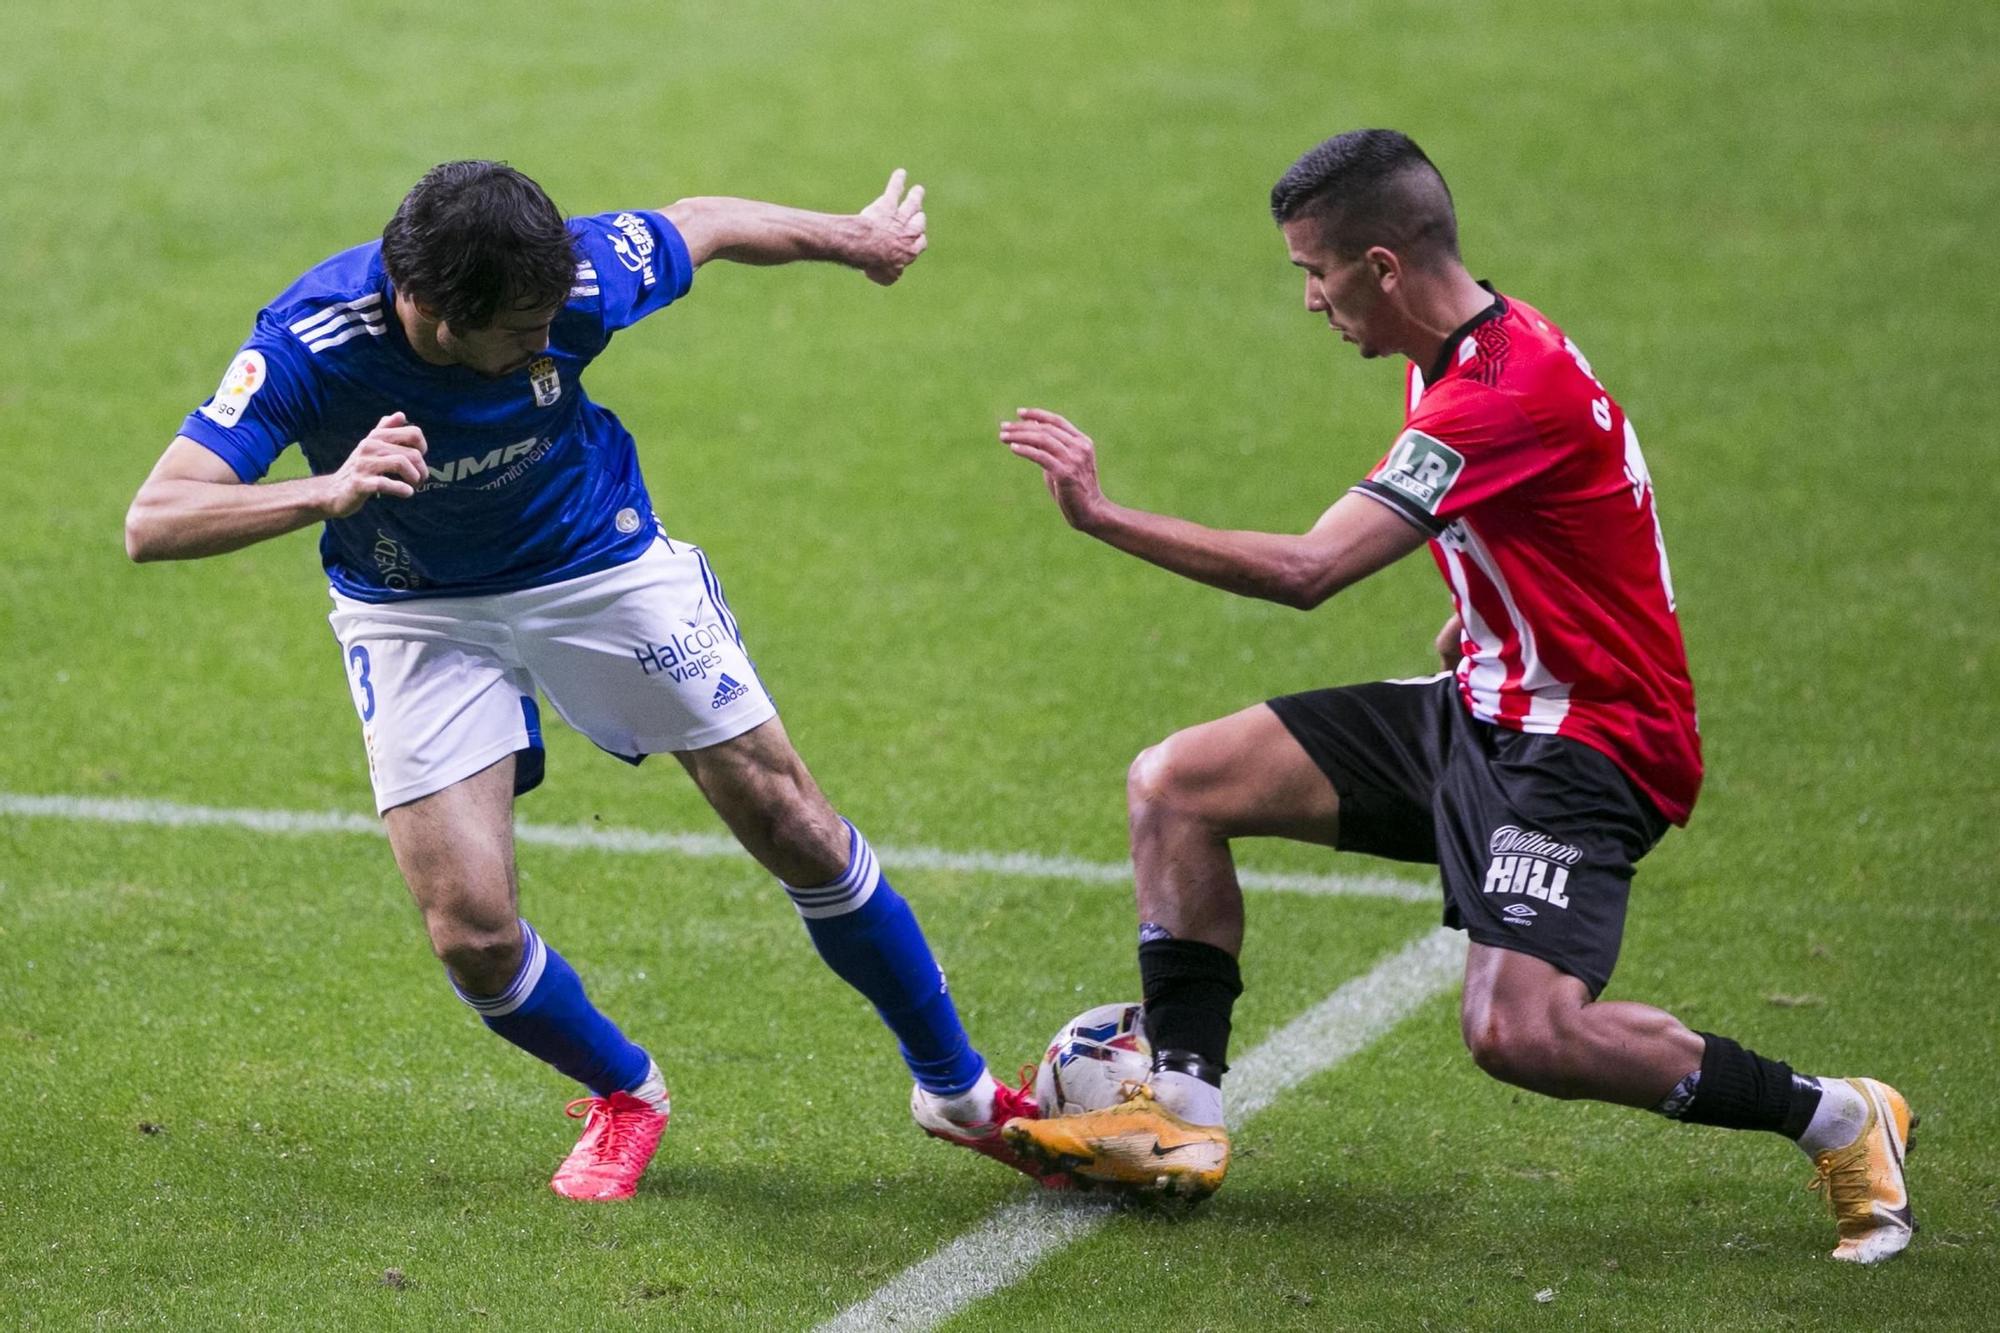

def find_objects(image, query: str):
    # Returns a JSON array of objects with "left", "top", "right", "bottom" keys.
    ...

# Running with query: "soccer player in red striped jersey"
[{"left": 998, "top": 130, "right": 1913, "bottom": 1262}]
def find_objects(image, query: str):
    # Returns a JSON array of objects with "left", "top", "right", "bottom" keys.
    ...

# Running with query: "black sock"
[
  {"left": 1137, "top": 937, "right": 1242, "bottom": 1087},
  {"left": 1672, "top": 1032, "right": 1823, "bottom": 1137}
]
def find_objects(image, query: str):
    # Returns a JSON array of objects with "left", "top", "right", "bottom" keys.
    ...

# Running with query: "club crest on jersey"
[
  {"left": 198, "top": 349, "right": 267, "bottom": 429},
  {"left": 1376, "top": 429, "right": 1465, "bottom": 515},
  {"left": 528, "top": 356, "right": 560, "bottom": 407},
  {"left": 607, "top": 212, "right": 658, "bottom": 287}
]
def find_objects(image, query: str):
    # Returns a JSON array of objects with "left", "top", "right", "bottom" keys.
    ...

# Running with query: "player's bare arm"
[
  {"left": 1435, "top": 611, "right": 1464, "bottom": 668},
  {"left": 1000, "top": 407, "right": 1427, "bottom": 608},
  {"left": 662, "top": 169, "right": 927, "bottom": 286},
  {"left": 124, "top": 413, "right": 426, "bottom": 562}
]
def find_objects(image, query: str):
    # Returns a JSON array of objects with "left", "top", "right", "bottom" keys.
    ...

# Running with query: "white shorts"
[{"left": 328, "top": 537, "right": 777, "bottom": 812}]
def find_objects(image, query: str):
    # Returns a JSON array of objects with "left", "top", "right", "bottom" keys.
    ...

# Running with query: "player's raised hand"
[
  {"left": 1000, "top": 407, "right": 1110, "bottom": 533},
  {"left": 323, "top": 412, "right": 429, "bottom": 517},
  {"left": 853, "top": 168, "right": 927, "bottom": 285}
]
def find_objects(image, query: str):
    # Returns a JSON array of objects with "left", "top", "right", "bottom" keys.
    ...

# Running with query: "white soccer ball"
[{"left": 1034, "top": 1001, "right": 1152, "bottom": 1117}]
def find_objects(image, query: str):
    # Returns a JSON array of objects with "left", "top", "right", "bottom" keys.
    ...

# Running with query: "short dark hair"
[
  {"left": 1269, "top": 130, "right": 1459, "bottom": 264},
  {"left": 381, "top": 161, "right": 576, "bottom": 330}
]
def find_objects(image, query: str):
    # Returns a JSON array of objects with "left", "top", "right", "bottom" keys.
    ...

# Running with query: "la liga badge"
[{"left": 198, "top": 349, "right": 267, "bottom": 429}]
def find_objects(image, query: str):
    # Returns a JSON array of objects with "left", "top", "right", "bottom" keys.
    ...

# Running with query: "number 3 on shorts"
[{"left": 347, "top": 644, "right": 377, "bottom": 722}]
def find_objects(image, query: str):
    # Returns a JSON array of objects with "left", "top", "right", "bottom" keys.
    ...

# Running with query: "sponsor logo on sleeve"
[
  {"left": 197, "top": 350, "right": 267, "bottom": 429},
  {"left": 1374, "top": 429, "right": 1465, "bottom": 515},
  {"left": 608, "top": 212, "right": 658, "bottom": 288}
]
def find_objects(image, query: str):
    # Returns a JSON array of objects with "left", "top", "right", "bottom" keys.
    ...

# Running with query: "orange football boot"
[
  {"left": 1002, "top": 1082, "right": 1229, "bottom": 1200},
  {"left": 1807, "top": 1077, "right": 1917, "bottom": 1263}
]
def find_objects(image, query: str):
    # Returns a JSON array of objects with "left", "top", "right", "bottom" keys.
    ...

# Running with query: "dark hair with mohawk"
[
  {"left": 1269, "top": 130, "right": 1460, "bottom": 265},
  {"left": 381, "top": 161, "right": 577, "bottom": 331}
]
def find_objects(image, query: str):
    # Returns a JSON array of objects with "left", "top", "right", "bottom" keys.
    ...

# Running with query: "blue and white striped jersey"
[{"left": 178, "top": 210, "right": 694, "bottom": 601}]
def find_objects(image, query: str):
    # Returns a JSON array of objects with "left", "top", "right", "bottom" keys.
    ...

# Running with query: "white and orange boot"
[
  {"left": 1002, "top": 1082, "right": 1230, "bottom": 1201},
  {"left": 1806, "top": 1077, "right": 1917, "bottom": 1263}
]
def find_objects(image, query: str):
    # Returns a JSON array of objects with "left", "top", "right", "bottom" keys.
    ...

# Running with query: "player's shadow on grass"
[
  {"left": 644, "top": 1157, "right": 1039, "bottom": 1213},
  {"left": 1133, "top": 1178, "right": 1474, "bottom": 1237},
  {"left": 1184, "top": 1173, "right": 1833, "bottom": 1273}
]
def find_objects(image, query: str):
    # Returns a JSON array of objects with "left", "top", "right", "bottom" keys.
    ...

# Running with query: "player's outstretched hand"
[
  {"left": 853, "top": 168, "right": 927, "bottom": 286},
  {"left": 1001, "top": 408, "right": 1110, "bottom": 533},
  {"left": 323, "top": 412, "right": 428, "bottom": 517}
]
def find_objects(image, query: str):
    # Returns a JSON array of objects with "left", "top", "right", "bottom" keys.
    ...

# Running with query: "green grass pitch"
[{"left": 2, "top": 1, "right": 1996, "bottom": 1327}]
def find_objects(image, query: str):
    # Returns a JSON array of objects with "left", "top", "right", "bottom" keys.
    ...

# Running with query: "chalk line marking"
[
  {"left": 1, "top": 791, "right": 1457, "bottom": 1320},
  {"left": 816, "top": 927, "right": 1467, "bottom": 1332},
  {"left": 0, "top": 792, "right": 1432, "bottom": 903}
]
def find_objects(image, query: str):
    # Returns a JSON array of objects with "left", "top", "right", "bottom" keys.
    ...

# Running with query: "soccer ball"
[{"left": 1034, "top": 1001, "right": 1152, "bottom": 1117}]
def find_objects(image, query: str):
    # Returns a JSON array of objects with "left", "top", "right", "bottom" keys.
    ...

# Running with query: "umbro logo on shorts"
[{"left": 711, "top": 674, "right": 749, "bottom": 710}]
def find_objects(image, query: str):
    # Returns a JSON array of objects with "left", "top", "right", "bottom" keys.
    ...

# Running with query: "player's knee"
[
  {"left": 1127, "top": 735, "right": 1202, "bottom": 828},
  {"left": 1462, "top": 1004, "right": 1562, "bottom": 1092},
  {"left": 424, "top": 909, "right": 523, "bottom": 994},
  {"left": 692, "top": 742, "right": 846, "bottom": 880},
  {"left": 1127, "top": 743, "right": 1165, "bottom": 810}
]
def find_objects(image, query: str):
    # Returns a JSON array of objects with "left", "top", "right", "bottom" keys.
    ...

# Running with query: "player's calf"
[
  {"left": 1653, "top": 1037, "right": 1917, "bottom": 1262},
  {"left": 1462, "top": 950, "right": 1918, "bottom": 1260},
  {"left": 777, "top": 820, "right": 989, "bottom": 1092},
  {"left": 1458, "top": 997, "right": 1697, "bottom": 1104},
  {"left": 449, "top": 920, "right": 655, "bottom": 1096}
]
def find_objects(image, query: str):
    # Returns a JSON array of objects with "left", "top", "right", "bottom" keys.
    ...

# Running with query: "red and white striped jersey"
[{"left": 1352, "top": 293, "right": 1702, "bottom": 824}]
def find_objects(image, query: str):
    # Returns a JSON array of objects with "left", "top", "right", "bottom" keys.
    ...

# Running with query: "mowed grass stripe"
[
  {"left": 817, "top": 927, "right": 1467, "bottom": 1333},
  {"left": 0, "top": 792, "right": 1434, "bottom": 902}
]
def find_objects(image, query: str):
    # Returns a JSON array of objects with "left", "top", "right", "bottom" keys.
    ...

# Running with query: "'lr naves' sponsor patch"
[{"left": 1374, "top": 429, "right": 1465, "bottom": 514}]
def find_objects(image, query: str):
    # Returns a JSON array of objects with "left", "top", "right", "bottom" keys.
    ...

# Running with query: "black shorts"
[{"left": 1267, "top": 676, "right": 1670, "bottom": 996}]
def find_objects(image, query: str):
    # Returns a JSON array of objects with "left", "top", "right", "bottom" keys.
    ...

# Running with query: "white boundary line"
[
  {"left": 0, "top": 793, "right": 1434, "bottom": 903},
  {"left": 1, "top": 788, "right": 1457, "bottom": 1322},
  {"left": 816, "top": 927, "right": 1467, "bottom": 1332}
]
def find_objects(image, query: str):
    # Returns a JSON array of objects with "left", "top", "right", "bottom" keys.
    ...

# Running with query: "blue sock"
[
  {"left": 784, "top": 821, "right": 986, "bottom": 1096},
  {"left": 453, "top": 921, "right": 652, "bottom": 1098}
]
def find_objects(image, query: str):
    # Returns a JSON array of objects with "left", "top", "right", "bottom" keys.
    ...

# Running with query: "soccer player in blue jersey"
[{"left": 125, "top": 161, "right": 1054, "bottom": 1199}]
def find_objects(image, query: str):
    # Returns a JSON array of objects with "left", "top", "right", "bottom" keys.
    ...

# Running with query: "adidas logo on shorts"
[{"left": 711, "top": 674, "right": 749, "bottom": 710}]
